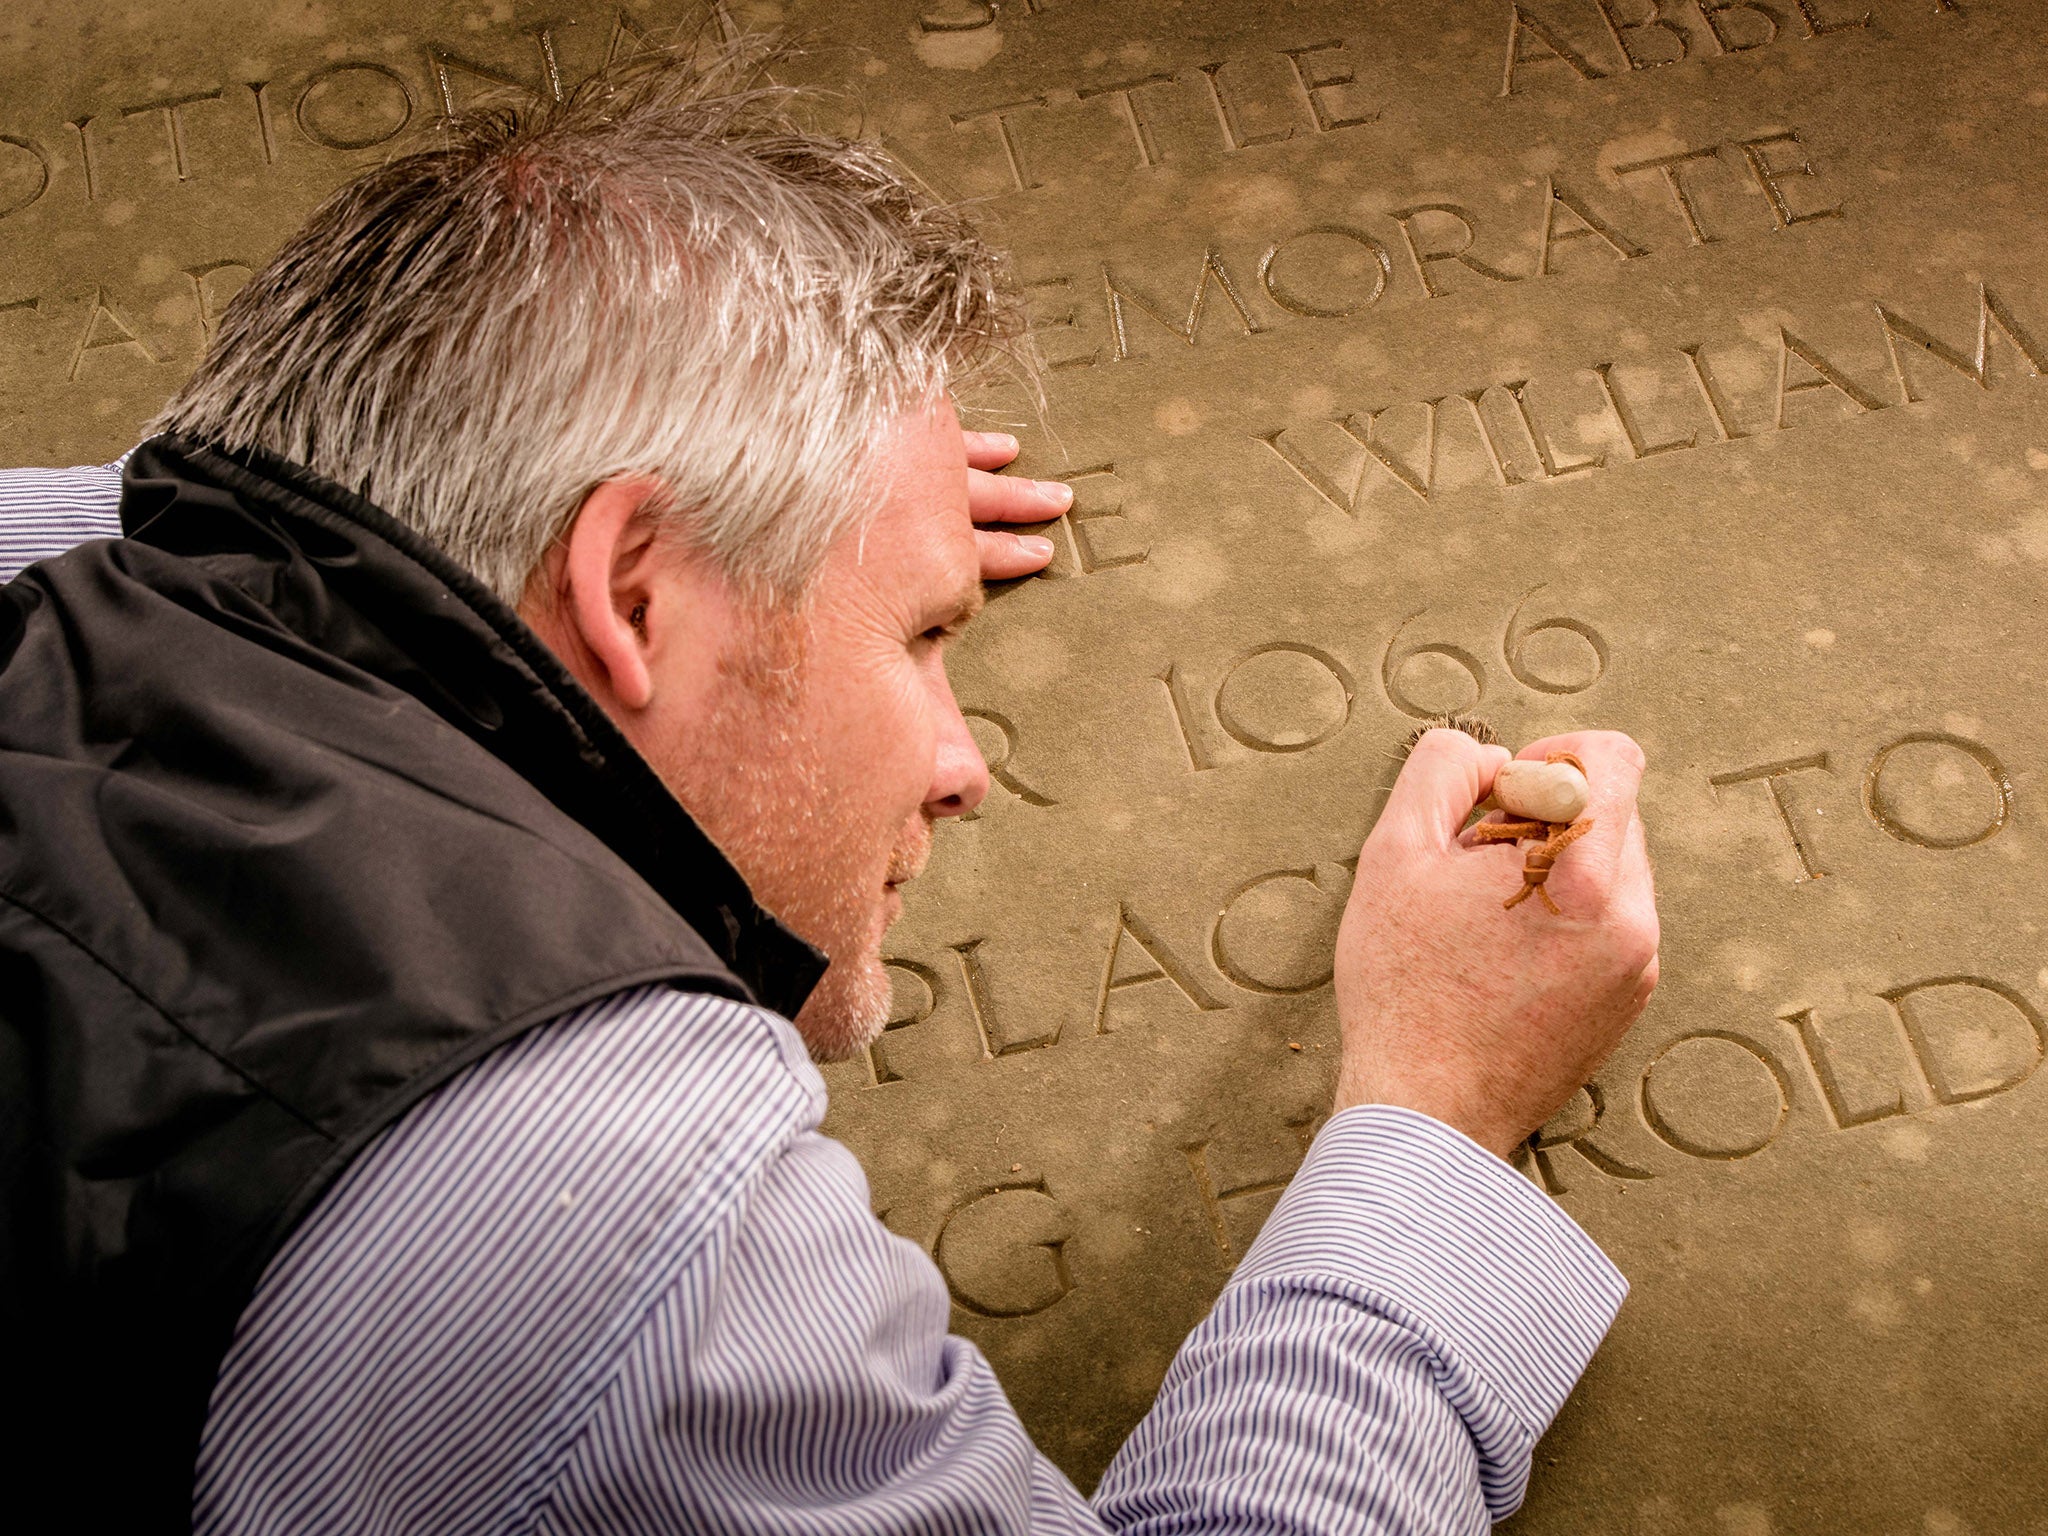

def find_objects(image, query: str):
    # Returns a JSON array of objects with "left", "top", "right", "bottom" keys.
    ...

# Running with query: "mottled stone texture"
[{"left": 5, "top": 2, "right": 2044, "bottom": 1530}]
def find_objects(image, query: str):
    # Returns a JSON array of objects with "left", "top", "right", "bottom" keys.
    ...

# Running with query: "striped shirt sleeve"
[
  {"left": 1093, "top": 1106, "right": 1628, "bottom": 1532},
  {"left": 0, "top": 460, "right": 126, "bottom": 582},
  {"left": 198, "top": 983, "right": 1623, "bottom": 1535}
]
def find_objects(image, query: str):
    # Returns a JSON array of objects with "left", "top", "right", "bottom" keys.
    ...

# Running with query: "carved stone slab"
[{"left": 4, "top": 2, "right": 2041, "bottom": 1531}]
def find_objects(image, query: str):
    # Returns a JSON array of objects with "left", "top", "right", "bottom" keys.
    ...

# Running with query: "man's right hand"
[{"left": 1332, "top": 727, "right": 1660, "bottom": 1159}]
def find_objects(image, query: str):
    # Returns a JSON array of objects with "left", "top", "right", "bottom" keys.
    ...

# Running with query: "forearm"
[
  {"left": 0, "top": 461, "right": 125, "bottom": 583},
  {"left": 1094, "top": 1106, "right": 1627, "bottom": 1534}
]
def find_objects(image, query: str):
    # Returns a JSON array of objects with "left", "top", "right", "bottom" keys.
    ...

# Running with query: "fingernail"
[
  {"left": 1039, "top": 480, "right": 1074, "bottom": 506},
  {"left": 1019, "top": 535, "right": 1055, "bottom": 557}
]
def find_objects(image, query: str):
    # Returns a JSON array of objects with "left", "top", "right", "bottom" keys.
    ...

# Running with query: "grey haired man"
[{"left": 0, "top": 48, "right": 1656, "bottom": 1533}]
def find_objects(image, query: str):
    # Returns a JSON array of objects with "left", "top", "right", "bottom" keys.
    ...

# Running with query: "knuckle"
[{"left": 1597, "top": 729, "right": 1648, "bottom": 773}]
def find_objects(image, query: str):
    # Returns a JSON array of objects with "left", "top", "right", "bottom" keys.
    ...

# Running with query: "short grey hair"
[{"left": 154, "top": 43, "right": 1023, "bottom": 607}]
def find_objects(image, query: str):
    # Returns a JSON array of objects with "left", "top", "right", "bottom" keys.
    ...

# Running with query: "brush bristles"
[{"left": 1397, "top": 714, "right": 1499, "bottom": 760}]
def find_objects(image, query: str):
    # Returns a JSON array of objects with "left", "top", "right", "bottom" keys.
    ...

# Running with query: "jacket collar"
[{"left": 118, "top": 432, "right": 828, "bottom": 1021}]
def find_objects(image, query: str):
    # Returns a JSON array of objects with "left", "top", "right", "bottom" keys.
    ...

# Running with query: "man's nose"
[{"left": 926, "top": 690, "right": 990, "bottom": 819}]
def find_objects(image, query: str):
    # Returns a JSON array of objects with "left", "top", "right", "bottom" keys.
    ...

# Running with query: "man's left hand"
[{"left": 965, "top": 431, "right": 1071, "bottom": 581}]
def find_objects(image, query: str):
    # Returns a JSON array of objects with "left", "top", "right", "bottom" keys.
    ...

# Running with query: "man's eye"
[{"left": 920, "top": 624, "right": 959, "bottom": 646}]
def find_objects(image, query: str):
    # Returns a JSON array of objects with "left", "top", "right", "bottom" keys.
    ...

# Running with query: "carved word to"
[
  {"left": 1498, "top": 0, "right": 1959, "bottom": 96},
  {"left": 1524, "top": 973, "right": 2043, "bottom": 1196},
  {"left": 1022, "top": 126, "right": 1841, "bottom": 368},
  {"left": 1158, "top": 589, "right": 1608, "bottom": 772},
  {"left": 1253, "top": 282, "right": 2045, "bottom": 515},
  {"left": 1711, "top": 731, "right": 2013, "bottom": 883}
]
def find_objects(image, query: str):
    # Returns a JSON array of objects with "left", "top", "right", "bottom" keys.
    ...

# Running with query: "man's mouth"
[{"left": 884, "top": 824, "right": 933, "bottom": 890}]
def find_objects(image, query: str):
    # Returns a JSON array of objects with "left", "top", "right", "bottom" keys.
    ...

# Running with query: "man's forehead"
[{"left": 835, "top": 400, "right": 979, "bottom": 605}]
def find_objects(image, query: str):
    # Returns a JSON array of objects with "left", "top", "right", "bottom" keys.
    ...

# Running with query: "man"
[{"left": 0, "top": 47, "right": 1658, "bottom": 1534}]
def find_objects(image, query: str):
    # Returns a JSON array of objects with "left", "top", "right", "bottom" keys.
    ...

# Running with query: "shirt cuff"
[{"left": 1228, "top": 1103, "right": 1627, "bottom": 1514}]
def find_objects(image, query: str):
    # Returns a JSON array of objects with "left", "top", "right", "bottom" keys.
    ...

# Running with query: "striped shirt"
[{"left": 0, "top": 463, "right": 1626, "bottom": 1534}]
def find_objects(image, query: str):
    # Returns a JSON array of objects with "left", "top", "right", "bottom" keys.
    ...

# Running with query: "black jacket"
[{"left": 0, "top": 435, "right": 823, "bottom": 1529}]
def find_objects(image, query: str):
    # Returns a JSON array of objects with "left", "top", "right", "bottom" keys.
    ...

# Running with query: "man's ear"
[{"left": 548, "top": 476, "right": 667, "bottom": 712}]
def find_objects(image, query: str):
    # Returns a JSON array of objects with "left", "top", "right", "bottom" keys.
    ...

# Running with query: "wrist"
[{"left": 1333, "top": 1062, "right": 1525, "bottom": 1159}]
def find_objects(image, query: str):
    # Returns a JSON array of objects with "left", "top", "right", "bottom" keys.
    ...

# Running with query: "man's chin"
[{"left": 790, "top": 951, "right": 894, "bottom": 1062}]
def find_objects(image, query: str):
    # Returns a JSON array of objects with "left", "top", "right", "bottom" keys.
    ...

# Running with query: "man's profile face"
[{"left": 648, "top": 400, "right": 991, "bottom": 1057}]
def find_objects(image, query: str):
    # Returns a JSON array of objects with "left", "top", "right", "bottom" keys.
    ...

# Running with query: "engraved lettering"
[
  {"left": 1502, "top": 378, "right": 1604, "bottom": 477},
  {"left": 1277, "top": 40, "right": 1378, "bottom": 132},
  {"left": 1210, "top": 865, "right": 1346, "bottom": 994},
  {"left": 604, "top": 9, "right": 661, "bottom": 68},
  {"left": 1334, "top": 400, "right": 1441, "bottom": 503},
  {"left": 1053, "top": 463, "right": 1148, "bottom": 573},
  {"left": 1783, "top": 1005, "right": 1913, "bottom": 1128},
  {"left": 1095, "top": 903, "right": 1226, "bottom": 1034},
  {"left": 0, "top": 136, "right": 51, "bottom": 221},
  {"left": 1862, "top": 732, "right": 2011, "bottom": 849},
  {"left": 67, "top": 286, "right": 163, "bottom": 382},
  {"left": 1592, "top": 360, "right": 1698, "bottom": 458},
  {"left": 961, "top": 708, "right": 1057, "bottom": 814},
  {"left": 245, "top": 82, "right": 278, "bottom": 166},
  {"left": 1075, "top": 73, "right": 1177, "bottom": 169},
  {"left": 1595, "top": 0, "right": 1693, "bottom": 68},
  {"left": 1459, "top": 387, "right": 1531, "bottom": 487},
  {"left": 1709, "top": 751, "right": 1833, "bottom": 881},
  {"left": 1157, "top": 662, "right": 1220, "bottom": 771},
  {"left": 953, "top": 937, "right": 1061, "bottom": 1057},
  {"left": 1776, "top": 326, "right": 1885, "bottom": 426},
  {"left": 1391, "top": 204, "right": 1523, "bottom": 297},
  {"left": 121, "top": 89, "right": 225, "bottom": 183},
  {"left": 1882, "top": 976, "right": 2045, "bottom": 1108},
  {"left": 1680, "top": 341, "right": 1750, "bottom": 439},
  {"left": 862, "top": 957, "right": 942, "bottom": 1087},
  {"left": 1794, "top": 0, "right": 1871, "bottom": 36},
  {"left": 1639, "top": 1030, "right": 1792, "bottom": 1160},
  {"left": 528, "top": 24, "right": 568, "bottom": 103},
  {"left": 934, "top": 1181, "right": 1076, "bottom": 1318},
  {"left": 1520, "top": 1083, "right": 1655, "bottom": 1194},
  {"left": 1539, "top": 177, "right": 1649, "bottom": 274},
  {"left": 1187, "top": 1138, "right": 1294, "bottom": 1253},
  {"left": 1213, "top": 642, "right": 1354, "bottom": 754},
  {"left": 64, "top": 116, "right": 100, "bottom": 205},
  {"left": 1874, "top": 285, "right": 2046, "bottom": 404},
  {"left": 1612, "top": 144, "right": 1727, "bottom": 245},
  {"left": 426, "top": 44, "right": 542, "bottom": 118},
  {"left": 1503, "top": 587, "right": 1609, "bottom": 693},
  {"left": 1694, "top": 0, "right": 1781, "bottom": 53},
  {"left": 1194, "top": 59, "right": 1295, "bottom": 151},
  {"left": 182, "top": 260, "right": 253, "bottom": 343},
  {"left": 1258, "top": 225, "right": 1391, "bottom": 319},
  {"left": 1500, "top": 3, "right": 1609, "bottom": 95},
  {"left": 950, "top": 97, "right": 1050, "bottom": 194},
  {"left": 1255, "top": 414, "right": 1429, "bottom": 514},
  {"left": 1382, "top": 610, "right": 1486, "bottom": 719},
  {"left": 297, "top": 63, "right": 417, "bottom": 151},
  {"left": 1020, "top": 275, "right": 1098, "bottom": 370},
  {"left": 1102, "top": 248, "right": 1262, "bottom": 362},
  {"left": 1735, "top": 129, "right": 1843, "bottom": 228}
]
